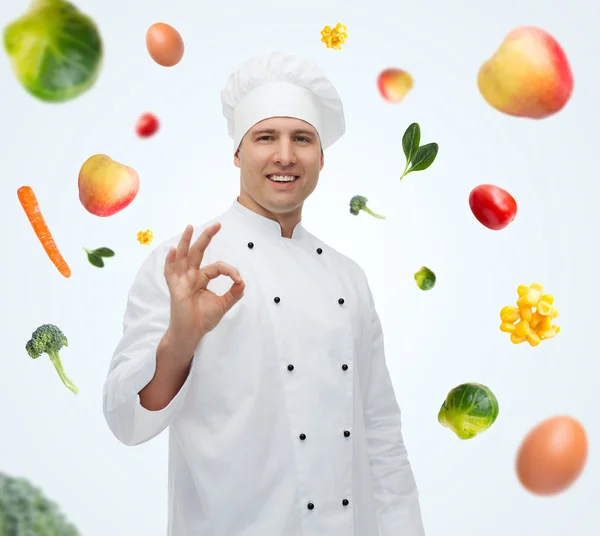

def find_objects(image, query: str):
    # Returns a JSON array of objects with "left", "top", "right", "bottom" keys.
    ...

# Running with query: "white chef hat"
[{"left": 221, "top": 50, "right": 346, "bottom": 154}]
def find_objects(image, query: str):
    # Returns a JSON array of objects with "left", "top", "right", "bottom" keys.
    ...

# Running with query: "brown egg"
[
  {"left": 516, "top": 415, "right": 588, "bottom": 495},
  {"left": 146, "top": 22, "right": 184, "bottom": 67}
]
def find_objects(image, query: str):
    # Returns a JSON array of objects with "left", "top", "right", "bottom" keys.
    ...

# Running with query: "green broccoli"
[
  {"left": 349, "top": 195, "right": 386, "bottom": 219},
  {"left": 25, "top": 324, "right": 79, "bottom": 395},
  {"left": 0, "top": 471, "right": 80, "bottom": 535}
]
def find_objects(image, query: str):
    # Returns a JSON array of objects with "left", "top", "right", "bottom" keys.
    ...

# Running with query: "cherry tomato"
[
  {"left": 136, "top": 113, "right": 159, "bottom": 137},
  {"left": 469, "top": 184, "right": 517, "bottom": 230}
]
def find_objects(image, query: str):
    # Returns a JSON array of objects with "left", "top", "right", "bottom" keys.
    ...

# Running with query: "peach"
[
  {"left": 377, "top": 68, "right": 413, "bottom": 103},
  {"left": 78, "top": 154, "right": 140, "bottom": 217},
  {"left": 478, "top": 26, "right": 573, "bottom": 119}
]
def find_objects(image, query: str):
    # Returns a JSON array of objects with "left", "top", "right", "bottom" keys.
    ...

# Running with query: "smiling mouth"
[{"left": 266, "top": 174, "right": 300, "bottom": 183}]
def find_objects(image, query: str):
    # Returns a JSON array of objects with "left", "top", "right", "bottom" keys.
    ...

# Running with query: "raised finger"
[
  {"left": 202, "top": 260, "right": 243, "bottom": 283},
  {"left": 175, "top": 224, "right": 194, "bottom": 274},
  {"left": 219, "top": 280, "right": 246, "bottom": 312},
  {"left": 189, "top": 222, "right": 222, "bottom": 268},
  {"left": 164, "top": 246, "right": 177, "bottom": 279}
]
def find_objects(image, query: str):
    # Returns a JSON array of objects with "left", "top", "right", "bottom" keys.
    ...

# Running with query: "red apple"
[
  {"left": 377, "top": 68, "right": 413, "bottom": 103},
  {"left": 478, "top": 26, "right": 574, "bottom": 119},
  {"left": 78, "top": 154, "right": 140, "bottom": 217},
  {"left": 469, "top": 184, "right": 517, "bottom": 230}
]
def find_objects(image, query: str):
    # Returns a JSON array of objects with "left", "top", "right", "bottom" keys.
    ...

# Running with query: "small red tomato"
[
  {"left": 469, "top": 184, "right": 517, "bottom": 230},
  {"left": 136, "top": 113, "right": 159, "bottom": 137}
]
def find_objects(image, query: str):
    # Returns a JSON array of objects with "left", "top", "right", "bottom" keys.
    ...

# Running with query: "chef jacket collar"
[{"left": 231, "top": 199, "right": 307, "bottom": 241}]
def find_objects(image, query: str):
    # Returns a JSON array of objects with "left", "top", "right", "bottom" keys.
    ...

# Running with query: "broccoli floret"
[
  {"left": 0, "top": 471, "right": 80, "bottom": 535},
  {"left": 25, "top": 324, "right": 79, "bottom": 395},
  {"left": 349, "top": 195, "right": 386, "bottom": 219}
]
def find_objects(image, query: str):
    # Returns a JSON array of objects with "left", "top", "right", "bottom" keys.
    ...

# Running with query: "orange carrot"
[{"left": 17, "top": 186, "right": 71, "bottom": 278}]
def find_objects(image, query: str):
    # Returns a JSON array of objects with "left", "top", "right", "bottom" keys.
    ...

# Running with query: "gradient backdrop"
[{"left": 0, "top": 0, "right": 597, "bottom": 534}]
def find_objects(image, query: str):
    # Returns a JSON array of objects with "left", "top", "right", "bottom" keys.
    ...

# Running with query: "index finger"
[{"left": 188, "top": 222, "right": 221, "bottom": 267}]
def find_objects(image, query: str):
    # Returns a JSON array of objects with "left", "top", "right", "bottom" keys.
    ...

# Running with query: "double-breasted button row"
[
  {"left": 288, "top": 363, "right": 347, "bottom": 372},
  {"left": 274, "top": 296, "right": 344, "bottom": 304},
  {"left": 246, "top": 242, "right": 323, "bottom": 255},
  {"left": 306, "top": 499, "right": 350, "bottom": 510},
  {"left": 296, "top": 431, "right": 350, "bottom": 440}
]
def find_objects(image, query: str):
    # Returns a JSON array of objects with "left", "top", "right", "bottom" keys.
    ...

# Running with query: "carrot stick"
[{"left": 17, "top": 186, "right": 71, "bottom": 278}]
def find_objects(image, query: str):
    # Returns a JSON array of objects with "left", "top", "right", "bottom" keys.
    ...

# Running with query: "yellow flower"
[
  {"left": 320, "top": 22, "right": 348, "bottom": 50},
  {"left": 137, "top": 229, "right": 154, "bottom": 245}
]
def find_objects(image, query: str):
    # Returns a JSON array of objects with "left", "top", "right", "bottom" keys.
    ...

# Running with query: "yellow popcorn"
[
  {"left": 137, "top": 228, "right": 154, "bottom": 245},
  {"left": 499, "top": 282, "right": 560, "bottom": 346},
  {"left": 320, "top": 22, "right": 348, "bottom": 50}
]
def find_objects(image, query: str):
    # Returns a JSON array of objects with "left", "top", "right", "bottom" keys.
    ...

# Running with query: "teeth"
[{"left": 268, "top": 175, "right": 298, "bottom": 182}]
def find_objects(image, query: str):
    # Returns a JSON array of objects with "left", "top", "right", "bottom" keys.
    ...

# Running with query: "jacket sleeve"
[
  {"left": 102, "top": 244, "right": 198, "bottom": 447},
  {"left": 362, "top": 281, "right": 426, "bottom": 536}
]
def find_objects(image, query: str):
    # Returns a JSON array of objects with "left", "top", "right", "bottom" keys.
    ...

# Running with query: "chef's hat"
[{"left": 221, "top": 50, "right": 346, "bottom": 154}]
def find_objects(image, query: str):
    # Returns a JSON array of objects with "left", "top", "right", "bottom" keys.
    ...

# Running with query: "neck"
[{"left": 237, "top": 193, "right": 302, "bottom": 239}]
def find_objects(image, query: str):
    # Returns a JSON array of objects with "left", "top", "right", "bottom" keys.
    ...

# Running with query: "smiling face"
[{"left": 234, "top": 116, "right": 324, "bottom": 228}]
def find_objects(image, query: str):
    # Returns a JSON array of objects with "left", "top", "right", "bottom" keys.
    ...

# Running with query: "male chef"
[{"left": 103, "top": 50, "right": 425, "bottom": 536}]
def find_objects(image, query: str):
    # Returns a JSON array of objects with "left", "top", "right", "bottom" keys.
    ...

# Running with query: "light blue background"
[{"left": 0, "top": 0, "right": 597, "bottom": 534}]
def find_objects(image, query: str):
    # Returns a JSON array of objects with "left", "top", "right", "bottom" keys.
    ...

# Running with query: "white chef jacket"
[{"left": 103, "top": 199, "right": 425, "bottom": 536}]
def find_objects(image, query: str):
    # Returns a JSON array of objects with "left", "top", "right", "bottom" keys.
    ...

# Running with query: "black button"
[
  {"left": 342, "top": 364, "right": 348, "bottom": 371},
  {"left": 316, "top": 247, "right": 323, "bottom": 254},
  {"left": 247, "top": 242, "right": 254, "bottom": 249},
  {"left": 338, "top": 298, "right": 345, "bottom": 305},
  {"left": 299, "top": 433, "right": 306, "bottom": 440},
  {"left": 344, "top": 430, "right": 351, "bottom": 437},
  {"left": 342, "top": 499, "right": 349, "bottom": 506},
  {"left": 307, "top": 502, "right": 314, "bottom": 510},
  {"left": 287, "top": 364, "right": 294, "bottom": 371},
  {"left": 274, "top": 297, "right": 280, "bottom": 303}
]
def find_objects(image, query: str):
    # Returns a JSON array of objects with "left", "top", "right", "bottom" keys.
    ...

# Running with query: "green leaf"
[
  {"left": 93, "top": 247, "right": 115, "bottom": 257},
  {"left": 402, "top": 123, "right": 421, "bottom": 164},
  {"left": 407, "top": 143, "right": 439, "bottom": 173},
  {"left": 87, "top": 253, "right": 104, "bottom": 268}
]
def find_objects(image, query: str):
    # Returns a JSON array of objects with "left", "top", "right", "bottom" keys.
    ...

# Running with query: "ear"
[
  {"left": 320, "top": 149, "right": 324, "bottom": 170},
  {"left": 233, "top": 148, "right": 240, "bottom": 168}
]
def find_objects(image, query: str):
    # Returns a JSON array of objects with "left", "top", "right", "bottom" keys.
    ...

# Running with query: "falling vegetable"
[
  {"left": 3, "top": 0, "right": 103, "bottom": 103},
  {"left": 17, "top": 186, "right": 71, "bottom": 278},
  {"left": 136, "top": 113, "right": 160, "bottom": 137},
  {"left": 25, "top": 324, "right": 79, "bottom": 395},
  {"left": 320, "top": 22, "right": 348, "bottom": 50},
  {"left": 438, "top": 382, "right": 499, "bottom": 440},
  {"left": 469, "top": 184, "right": 518, "bottom": 230},
  {"left": 137, "top": 229, "right": 154, "bottom": 245},
  {"left": 414, "top": 266, "right": 436, "bottom": 290},
  {"left": 349, "top": 196, "right": 386, "bottom": 219},
  {"left": 0, "top": 471, "right": 81, "bottom": 535},
  {"left": 500, "top": 282, "right": 560, "bottom": 346},
  {"left": 83, "top": 246, "right": 114, "bottom": 267},
  {"left": 400, "top": 123, "right": 439, "bottom": 180}
]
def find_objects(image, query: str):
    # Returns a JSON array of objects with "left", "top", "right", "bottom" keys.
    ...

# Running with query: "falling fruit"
[
  {"left": 146, "top": 22, "right": 184, "bottom": 67},
  {"left": 477, "top": 26, "right": 574, "bottom": 119},
  {"left": 377, "top": 68, "right": 413, "bottom": 103},
  {"left": 136, "top": 113, "right": 159, "bottom": 137},
  {"left": 78, "top": 154, "right": 140, "bottom": 217}
]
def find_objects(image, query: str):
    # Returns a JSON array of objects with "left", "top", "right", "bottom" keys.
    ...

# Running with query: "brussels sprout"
[
  {"left": 4, "top": 0, "right": 103, "bottom": 102},
  {"left": 414, "top": 266, "right": 436, "bottom": 290},
  {"left": 438, "top": 382, "right": 499, "bottom": 440}
]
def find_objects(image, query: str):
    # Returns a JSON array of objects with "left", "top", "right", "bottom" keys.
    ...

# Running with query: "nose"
[{"left": 273, "top": 139, "right": 296, "bottom": 166}]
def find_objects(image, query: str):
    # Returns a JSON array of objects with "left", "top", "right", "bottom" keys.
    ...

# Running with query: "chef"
[{"left": 102, "top": 50, "right": 425, "bottom": 536}]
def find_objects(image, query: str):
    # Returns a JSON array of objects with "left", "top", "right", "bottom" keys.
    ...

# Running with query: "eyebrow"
[{"left": 251, "top": 128, "right": 316, "bottom": 137}]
